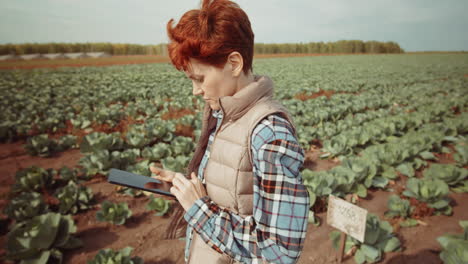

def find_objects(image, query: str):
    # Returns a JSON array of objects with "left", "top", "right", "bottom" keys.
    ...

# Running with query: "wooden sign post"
[{"left": 327, "top": 195, "right": 367, "bottom": 263}]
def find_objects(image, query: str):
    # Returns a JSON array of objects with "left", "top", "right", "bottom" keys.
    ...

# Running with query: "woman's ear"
[{"left": 227, "top": 51, "right": 243, "bottom": 77}]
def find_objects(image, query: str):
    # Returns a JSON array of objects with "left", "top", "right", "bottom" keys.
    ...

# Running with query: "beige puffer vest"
[{"left": 186, "top": 75, "right": 298, "bottom": 264}]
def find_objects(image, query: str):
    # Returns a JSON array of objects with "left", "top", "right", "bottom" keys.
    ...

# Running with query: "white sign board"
[{"left": 327, "top": 195, "right": 367, "bottom": 242}]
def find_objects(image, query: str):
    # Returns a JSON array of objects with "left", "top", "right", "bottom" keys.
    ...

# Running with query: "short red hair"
[{"left": 166, "top": 0, "right": 254, "bottom": 75}]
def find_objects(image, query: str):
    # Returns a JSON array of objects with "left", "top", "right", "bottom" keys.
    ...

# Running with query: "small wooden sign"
[{"left": 327, "top": 195, "right": 367, "bottom": 242}]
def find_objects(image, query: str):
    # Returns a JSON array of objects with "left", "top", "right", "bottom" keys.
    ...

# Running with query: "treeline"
[
  {"left": 0, "top": 40, "right": 403, "bottom": 56},
  {"left": 0, "top": 43, "right": 168, "bottom": 56},
  {"left": 255, "top": 40, "right": 403, "bottom": 54}
]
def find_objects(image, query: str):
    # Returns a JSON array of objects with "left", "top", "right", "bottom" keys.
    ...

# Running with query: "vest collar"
[
  {"left": 188, "top": 74, "right": 275, "bottom": 177},
  {"left": 216, "top": 74, "right": 274, "bottom": 122}
]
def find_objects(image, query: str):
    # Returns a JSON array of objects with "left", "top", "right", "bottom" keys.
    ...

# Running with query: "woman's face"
[{"left": 184, "top": 57, "right": 238, "bottom": 111}]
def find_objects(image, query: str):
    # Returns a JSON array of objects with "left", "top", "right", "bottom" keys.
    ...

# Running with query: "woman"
[{"left": 150, "top": 0, "right": 310, "bottom": 263}]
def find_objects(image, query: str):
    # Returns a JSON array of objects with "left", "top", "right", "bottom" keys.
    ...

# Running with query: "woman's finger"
[
  {"left": 149, "top": 166, "right": 162, "bottom": 177},
  {"left": 172, "top": 173, "right": 191, "bottom": 188},
  {"left": 189, "top": 172, "right": 207, "bottom": 197},
  {"left": 190, "top": 173, "right": 199, "bottom": 187},
  {"left": 170, "top": 186, "right": 181, "bottom": 198},
  {"left": 150, "top": 166, "right": 175, "bottom": 181},
  {"left": 174, "top": 173, "right": 190, "bottom": 186},
  {"left": 149, "top": 165, "right": 161, "bottom": 174},
  {"left": 172, "top": 176, "right": 184, "bottom": 190},
  {"left": 150, "top": 167, "right": 164, "bottom": 180},
  {"left": 190, "top": 172, "right": 197, "bottom": 182},
  {"left": 150, "top": 165, "right": 169, "bottom": 175}
]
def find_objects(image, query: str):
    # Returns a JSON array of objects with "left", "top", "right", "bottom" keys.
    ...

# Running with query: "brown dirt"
[
  {"left": 90, "top": 117, "right": 146, "bottom": 140},
  {"left": 175, "top": 124, "right": 195, "bottom": 138},
  {"left": 161, "top": 108, "right": 195, "bottom": 121},
  {"left": 294, "top": 89, "right": 361, "bottom": 101},
  {"left": 294, "top": 90, "right": 336, "bottom": 101},
  {"left": 409, "top": 198, "right": 435, "bottom": 219},
  {"left": 62, "top": 179, "right": 185, "bottom": 264},
  {"left": 303, "top": 146, "right": 341, "bottom": 171},
  {"left": 451, "top": 106, "right": 461, "bottom": 115},
  {"left": 0, "top": 55, "right": 171, "bottom": 70},
  {"left": 300, "top": 190, "right": 468, "bottom": 264},
  {"left": 312, "top": 197, "right": 328, "bottom": 214},
  {"left": 15, "top": 114, "right": 147, "bottom": 147},
  {"left": 1, "top": 139, "right": 467, "bottom": 264},
  {"left": 432, "top": 152, "right": 456, "bottom": 164},
  {"left": 0, "top": 53, "right": 380, "bottom": 70}
]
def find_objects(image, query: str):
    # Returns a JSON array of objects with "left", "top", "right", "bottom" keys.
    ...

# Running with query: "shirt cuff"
[{"left": 183, "top": 195, "right": 214, "bottom": 233}]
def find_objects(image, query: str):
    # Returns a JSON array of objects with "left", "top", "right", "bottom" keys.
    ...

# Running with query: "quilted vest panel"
[{"left": 188, "top": 98, "right": 297, "bottom": 264}]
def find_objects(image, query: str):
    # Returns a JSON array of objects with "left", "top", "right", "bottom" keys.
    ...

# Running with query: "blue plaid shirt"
[{"left": 183, "top": 109, "right": 309, "bottom": 264}]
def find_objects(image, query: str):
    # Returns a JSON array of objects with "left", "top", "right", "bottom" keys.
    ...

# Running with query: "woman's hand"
[
  {"left": 149, "top": 166, "right": 208, "bottom": 211},
  {"left": 171, "top": 172, "right": 208, "bottom": 212}
]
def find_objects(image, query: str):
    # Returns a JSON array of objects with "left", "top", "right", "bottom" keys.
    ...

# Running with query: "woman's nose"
[{"left": 193, "top": 85, "right": 203, "bottom": 96}]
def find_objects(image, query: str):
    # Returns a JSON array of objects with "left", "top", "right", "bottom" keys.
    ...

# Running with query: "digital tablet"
[{"left": 108, "top": 168, "right": 175, "bottom": 198}]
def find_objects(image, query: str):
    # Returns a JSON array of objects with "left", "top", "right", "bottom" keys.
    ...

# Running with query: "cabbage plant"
[
  {"left": 146, "top": 195, "right": 171, "bottom": 216},
  {"left": 437, "top": 221, "right": 468, "bottom": 264},
  {"left": 12, "top": 166, "right": 55, "bottom": 193},
  {"left": 0, "top": 120, "right": 17, "bottom": 142},
  {"left": 142, "top": 142, "right": 172, "bottom": 161},
  {"left": 328, "top": 165, "right": 369, "bottom": 198},
  {"left": 5, "top": 212, "right": 82, "bottom": 264},
  {"left": 125, "top": 124, "right": 151, "bottom": 148},
  {"left": 303, "top": 158, "right": 378, "bottom": 206},
  {"left": 178, "top": 114, "right": 196, "bottom": 127},
  {"left": 161, "top": 155, "right": 190, "bottom": 173},
  {"left": 87, "top": 247, "right": 143, "bottom": 264},
  {"left": 171, "top": 136, "right": 195, "bottom": 156},
  {"left": 402, "top": 178, "right": 452, "bottom": 215},
  {"left": 341, "top": 158, "right": 378, "bottom": 188},
  {"left": 146, "top": 119, "right": 175, "bottom": 142},
  {"left": 54, "top": 181, "right": 94, "bottom": 214},
  {"left": 57, "top": 134, "right": 78, "bottom": 151},
  {"left": 117, "top": 186, "right": 143, "bottom": 197},
  {"left": 395, "top": 162, "right": 415, "bottom": 177},
  {"left": 96, "top": 201, "right": 132, "bottom": 225},
  {"left": 24, "top": 134, "right": 60, "bottom": 157},
  {"left": 380, "top": 165, "right": 398, "bottom": 180},
  {"left": 126, "top": 159, "right": 152, "bottom": 176},
  {"left": 24, "top": 134, "right": 77, "bottom": 157},
  {"left": 58, "top": 166, "right": 80, "bottom": 182},
  {"left": 80, "top": 132, "right": 125, "bottom": 153},
  {"left": 70, "top": 115, "right": 92, "bottom": 129},
  {"left": 423, "top": 164, "right": 468, "bottom": 192},
  {"left": 454, "top": 143, "right": 468, "bottom": 166},
  {"left": 110, "top": 149, "right": 139, "bottom": 170},
  {"left": 302, "top": 169, "right": 335, "bottom": 207},
  {"left": 80, "top": 148, "right": 141, "bottom": 177},
  {"left": 3, "top": 192, "right": 48, "bottom": 222},
  {"left": 95, "top": 104, "right": 125, "bottom": 127},
  {"left": 384, "top": 195, "right": 412, "bottom": 219},
  {"left": 384, "top": 195, "right": 418, "bottom": 227},
  {"left": 79, "top": 149, "right": 113, "bottom": 177},
  {"left": 330, "top": 214, "right": 401, "bottom": 264}
]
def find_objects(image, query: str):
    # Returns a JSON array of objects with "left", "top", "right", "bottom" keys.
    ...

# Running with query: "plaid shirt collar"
[{"left": 212, "top": 109, "right": 223, "bottom": 119}]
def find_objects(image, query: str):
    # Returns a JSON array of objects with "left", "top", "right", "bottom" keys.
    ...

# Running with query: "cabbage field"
[{"left": 0, "top": 53, "right": 467, "bottom": 264}]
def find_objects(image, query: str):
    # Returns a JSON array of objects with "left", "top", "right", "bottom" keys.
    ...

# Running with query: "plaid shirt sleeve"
[{"left": 183, "top": 114, "right": 310, "bottom": 264}]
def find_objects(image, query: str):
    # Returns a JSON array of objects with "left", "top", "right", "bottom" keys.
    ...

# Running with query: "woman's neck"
[{"left": 234, "top": 70, "right": 255, "bottom": 94}]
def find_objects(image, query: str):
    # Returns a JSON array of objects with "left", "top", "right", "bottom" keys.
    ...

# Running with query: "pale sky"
[{"left": 0, "top": 0, "right": 467, "bottom": 51}]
